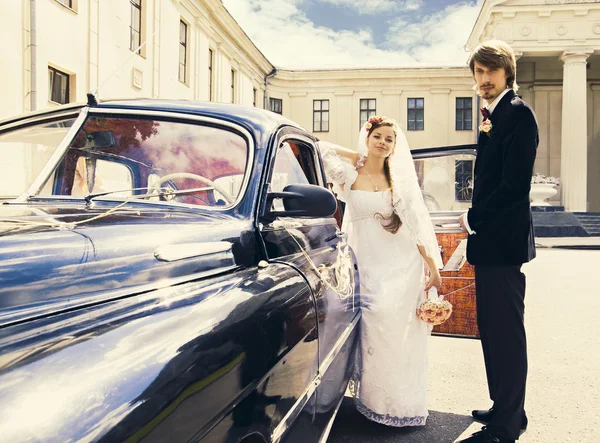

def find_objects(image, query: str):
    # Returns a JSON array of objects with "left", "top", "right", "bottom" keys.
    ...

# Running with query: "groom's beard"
[{"left": 478, "top": 84, "right": 498, "bottom": 101}]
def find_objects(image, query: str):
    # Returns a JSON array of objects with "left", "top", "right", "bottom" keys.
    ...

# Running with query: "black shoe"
[
  {"left": 471, "top": 407, "right": 528, "bottom": 432},
  {"left": 472, "top": 407, "right": 495, "bottom": 424},
  {"left": 458, "top": 427, "right": 515, "bottom": 443}
]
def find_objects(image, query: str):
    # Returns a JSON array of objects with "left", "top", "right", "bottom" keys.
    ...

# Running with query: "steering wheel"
[
  {"left": 422, "top": 191, "right": 441, "bottom": 212},
  {"left": 152, "top": 172, "right": 233, "bottom": 204}
]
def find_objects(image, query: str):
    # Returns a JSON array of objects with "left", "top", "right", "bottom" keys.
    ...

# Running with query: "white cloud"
[
  {"left": 317, "top": 0, "right": 423, "bottom": 14},
  {"left": 222, "top": 0, "right": 482, "bottom": 69},
  {"left": 387, "top": 1, "right": 483, "bottom": 65}
]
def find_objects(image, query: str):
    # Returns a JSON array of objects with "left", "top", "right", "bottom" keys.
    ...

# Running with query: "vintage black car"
[
  {"left": 0, "top": 100, "right": 361, "bottom": 443},
  {"left": 0, "top": 99, "right": 480, "bottom": 443}
]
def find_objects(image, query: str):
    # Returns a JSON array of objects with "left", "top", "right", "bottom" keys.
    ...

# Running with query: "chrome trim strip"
[
  {"left": 0, "top": 105, "right": 84, "bottom": 130},
  {"left": 271, "top": 313, "right": 361, "bottom": 443},
  {"left": 272, "top": 376, "right": 321, "bottom": 443},
  {"left": 154, "top": 241, "right": 232, "bottom": 262},
  {"left": 430, "top": 212, "right": 466, "bottom": 233},
  {"left": 318, "top": 313, "right": 360, "bottom": 378},
  {"left": 411, "top": 148, "right": 477, "bottom": 160},
  {"left": 318, "top": 393, "right": 346, "bottom": 443},
  {"left": 17, "top": 108, "right": 89, "bottom": 202},
  {"left": 265, "top": 216, "right": 338, "bottom": 231}
]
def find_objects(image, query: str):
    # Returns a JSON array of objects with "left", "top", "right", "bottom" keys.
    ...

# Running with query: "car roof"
[{"left": 0, "top": 99, "right": 304, "bottom": 137}]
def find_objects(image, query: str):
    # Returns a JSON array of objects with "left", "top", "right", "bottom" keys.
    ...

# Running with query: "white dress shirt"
[
  {"left": 463, "top": 88, "right": 512, "bottom": 235},
  {"left": 486, "top": 87, "right": 511, "bottom": 115}
]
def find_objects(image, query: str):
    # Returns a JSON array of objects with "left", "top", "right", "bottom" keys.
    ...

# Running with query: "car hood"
[{"left": 0, "top": 201, "right": 256, "bottom": 326}]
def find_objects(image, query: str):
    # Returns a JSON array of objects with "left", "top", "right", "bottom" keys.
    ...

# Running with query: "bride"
[{"left": 318, "top": 115, "right": 443, "bottom": 427}]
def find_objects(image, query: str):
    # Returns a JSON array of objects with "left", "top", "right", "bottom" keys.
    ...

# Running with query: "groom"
[{"left": 458, "top": 40, "right": 538, "bottom": 443}]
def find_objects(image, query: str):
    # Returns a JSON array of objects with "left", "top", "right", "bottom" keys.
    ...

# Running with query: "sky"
[{"left": 221, "top": 0, "right": 485, "bottom": 70}]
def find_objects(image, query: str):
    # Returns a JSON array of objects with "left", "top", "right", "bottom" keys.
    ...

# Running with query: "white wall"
[
  {"left": 0, "top": 0, "right": 271, "bottom": 118},
  {"left": 0, "top": 1, "right": 25, "bottom": 119},
  {"left": 270, "top": 69, "right": 478, "bottom": 151}
]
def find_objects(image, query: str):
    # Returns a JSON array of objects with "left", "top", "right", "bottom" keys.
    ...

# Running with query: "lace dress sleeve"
[{"left": 317, "top": 141, "right": 362, "bottom": 202}]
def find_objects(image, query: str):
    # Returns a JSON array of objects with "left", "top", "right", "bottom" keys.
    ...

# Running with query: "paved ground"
[{"left": 329, "top": 247, "right": 600, "bottom": 443}]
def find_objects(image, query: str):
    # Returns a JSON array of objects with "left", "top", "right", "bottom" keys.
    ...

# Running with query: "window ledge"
[
  {"left": 130, "top": 50, "right": 147, "bottom": 60},
  {"left": 48, "top": 100, "right": 69, "bottom": 106},
  {"left": 53, "top": 0, "right": 77, "bottom": 14}
]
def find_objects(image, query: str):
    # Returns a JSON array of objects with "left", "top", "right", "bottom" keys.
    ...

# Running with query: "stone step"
[
  {"left": 573, "top": 213, "right": 600, "bottom": 217},
  {"left": 531, "top": 212, "right": 600, "bottom": 237},
  {"left": 533, "top": 212, "right": 587, "bottom": 237},
  {"left": 573, "top": 213, "right": 600, "bottom": 236}
]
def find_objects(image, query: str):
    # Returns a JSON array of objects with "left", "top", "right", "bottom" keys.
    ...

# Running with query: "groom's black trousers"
[{"left": 475, "top": 264, "right": 527, "bottom": 440}]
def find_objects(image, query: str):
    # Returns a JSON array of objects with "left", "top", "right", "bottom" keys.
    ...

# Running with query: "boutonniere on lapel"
[{"left": 479, "top": 107, "right": 492, "bottom": 137}]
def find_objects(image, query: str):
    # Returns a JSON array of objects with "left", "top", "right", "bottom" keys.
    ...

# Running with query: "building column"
[
  {"left": 560, "top": 50, "right": 592, "bottom": 212},
  {"left": 88, "top": 0, "right": 100, "bottom": 94}
]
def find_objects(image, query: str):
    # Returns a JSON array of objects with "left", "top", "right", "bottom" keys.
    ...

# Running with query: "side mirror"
[{"left": 267, "top": 184, "right": 337, "bottom": 218}]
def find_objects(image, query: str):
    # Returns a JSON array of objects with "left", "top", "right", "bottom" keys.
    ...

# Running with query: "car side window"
[{"left": 270, "top": 140, "right": 319, "bottom": 211}]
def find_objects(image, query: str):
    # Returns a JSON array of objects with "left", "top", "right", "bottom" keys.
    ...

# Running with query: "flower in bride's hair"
[
  {"left": 364, "top": 122, "right": 372, "bottom": 131},
  {"left": 368, "top": 116, "right": 384, "bottom": 125}
]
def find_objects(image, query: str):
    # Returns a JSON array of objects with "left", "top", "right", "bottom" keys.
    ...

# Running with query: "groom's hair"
[{"left": 468, "top": 40, "right": 519, "bottom": 92}]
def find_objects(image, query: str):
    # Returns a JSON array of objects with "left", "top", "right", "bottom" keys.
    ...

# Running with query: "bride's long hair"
[{"left": 366, "top": 119, "right": 402, "bottom": 234}]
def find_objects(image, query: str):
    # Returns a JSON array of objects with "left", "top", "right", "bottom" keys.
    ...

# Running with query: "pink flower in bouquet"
[{"left": 417, "top": 296, "right": 453, "bottom": 326}]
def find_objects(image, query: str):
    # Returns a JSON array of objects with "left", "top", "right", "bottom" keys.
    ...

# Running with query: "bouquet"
[{"left": 416, "top": 287, "right": 453, "bottom": 326}]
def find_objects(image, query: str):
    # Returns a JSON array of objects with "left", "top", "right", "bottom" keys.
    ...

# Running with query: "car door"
[
  {"left": 258, "top": 127, "right": 360, "bottom": 441},
  {"left": 412, "top": 145, "right": 479, "bottom": 338}
]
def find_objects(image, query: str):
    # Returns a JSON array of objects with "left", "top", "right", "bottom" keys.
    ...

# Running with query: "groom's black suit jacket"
[{"left": 466, "top": 90, "right": 538, "bottom": 266}]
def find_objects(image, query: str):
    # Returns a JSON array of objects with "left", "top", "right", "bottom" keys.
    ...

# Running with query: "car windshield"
[
  {"left": 17, "top": 114, "right": 250, "bottom": 208},
  {"left": 0, "top": 118, "right": 77, "bottom": 198}
]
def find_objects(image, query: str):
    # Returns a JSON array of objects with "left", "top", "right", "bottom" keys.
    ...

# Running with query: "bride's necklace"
[{"left": 364, "top": 167, "right": 384, "bottom": 191}]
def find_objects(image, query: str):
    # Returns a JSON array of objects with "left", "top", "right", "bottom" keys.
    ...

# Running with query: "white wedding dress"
[{"left": 322, "top": 149, "right": 430, "bottom": 427}]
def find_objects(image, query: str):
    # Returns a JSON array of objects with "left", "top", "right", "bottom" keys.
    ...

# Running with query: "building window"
[
  {"left": 55, "top": 0, "right": 73, "bottom": 8},
  {"left": 178, "top": 20, "right": 188, "bottom": 83},
  {"left": 208, "top": 49, "right": 213, "bottom": 101},
  {"left": 407, "top": 98, "right": 424, "bottom": 131},
  {"left": 48, "top": 67, "right": 70, "bottom": 104},
  {"left": 456, "top": 98, "right": 473, "bottom": 130},
  {"left": 231, "top": 69, "right": 236, "bottom": 103},
  {"left": 313, "top": 100, "right": 329, "bottom": 132},
  {"left": 455, "top": 159, "right": 474, "bottom": 201},
  {"left": 253, "top": 88, "right": 257, "bottom": 107},
  {"left": 130, "top": 0, "right": 142, "bottom": 53},
  {"left": 360, "top": 99, "right": 376, "bottom": 126},
  {"left": 270, "top": 98, "right": 282, "bottom": 115}
]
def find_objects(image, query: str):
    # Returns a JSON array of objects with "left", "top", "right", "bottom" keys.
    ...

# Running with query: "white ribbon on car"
[{"left": 284, "top": 226, "right": 356, "bottom": 308}]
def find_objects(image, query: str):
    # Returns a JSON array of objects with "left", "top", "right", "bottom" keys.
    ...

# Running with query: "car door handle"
[
  {"left": 336, "top": 231, "right": 347, "bottom": 240},
  {"left": 325, "top": 231, "right": 347, "bottom": 242}
]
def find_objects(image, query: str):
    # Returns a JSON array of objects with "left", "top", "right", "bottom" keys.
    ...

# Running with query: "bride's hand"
[{"left": 424, "top": 269, "right": 442, "bottom": 291}]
